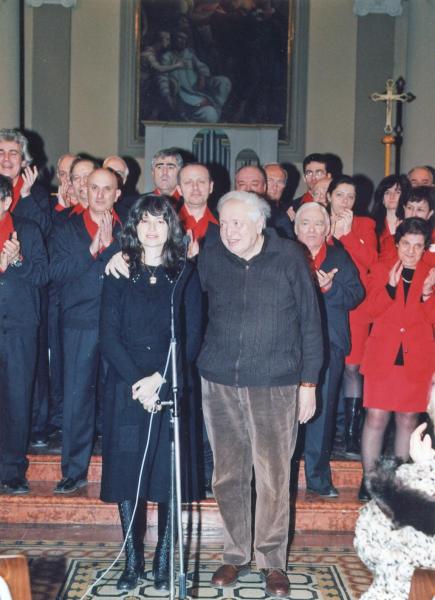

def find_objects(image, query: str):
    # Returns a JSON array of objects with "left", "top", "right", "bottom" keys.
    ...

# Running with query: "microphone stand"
[{"left": 160, "top": 248, "right": 189, "bottom": 600}]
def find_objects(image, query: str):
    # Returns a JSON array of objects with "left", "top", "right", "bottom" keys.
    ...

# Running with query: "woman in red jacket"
[
  {"left": 327, "top": 175, "right": 377, "bottom": 456},
  {"left": 359, "top": 217, "right": 435, "bottom": 500}
]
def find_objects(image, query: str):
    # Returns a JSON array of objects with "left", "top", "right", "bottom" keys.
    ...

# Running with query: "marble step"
[
  {"left": 0, "top": 481, "right": 363, "bottom": 533},
  {"left": 26, "top": 454, "right": 363, "bottom": 488}
]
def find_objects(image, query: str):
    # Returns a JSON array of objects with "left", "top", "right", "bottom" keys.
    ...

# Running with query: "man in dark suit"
[{"left": 0, "top": 175, "right": 49, "bottom": 493}]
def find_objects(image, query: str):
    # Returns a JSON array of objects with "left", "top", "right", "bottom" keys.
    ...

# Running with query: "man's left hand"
[
  {"left": 298, "top": 385, "right": 316, "bottom": 423},
  {"left": 20, "top": 166, "right": 38, "bottom": 197}
]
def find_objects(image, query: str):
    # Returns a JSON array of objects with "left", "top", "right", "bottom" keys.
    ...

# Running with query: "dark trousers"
[
  {"left": 61, "top": 327, "right": 99, "bottom": 480},
  {"left": 202, "top": 378, "right": 298, "bottom": 569},
  {"left": 0, "top": 331, "right": 37, "bottom": 480},
  {"left": 31, "top": 287, "right": 49, "bottom": 435},
  {"left": 47, "top": 285, "right": 63, "bottom": 429},
  {"left": 304, "top": 345, "right": 344, "bottom": 492}
]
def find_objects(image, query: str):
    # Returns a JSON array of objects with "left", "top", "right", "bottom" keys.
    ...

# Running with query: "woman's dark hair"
[
  {"left": 121, "top": 194, "right": 184, "bottom": 279},
  {"left": 0, "top": 175, "right": 13, "bottom": 200},
  {"left": 372, "top": 174, "right": 411, "bottom": 246},
  {"left": 394, "top": 217, "right": 432, "bottom": 249},
  {"left": 397, "top": 185, "right": 434, "bottom": 221}
]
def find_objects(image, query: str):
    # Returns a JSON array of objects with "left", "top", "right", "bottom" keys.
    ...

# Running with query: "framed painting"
[{"left": 119, "top": 0, "right": 308, "bottom": 159}]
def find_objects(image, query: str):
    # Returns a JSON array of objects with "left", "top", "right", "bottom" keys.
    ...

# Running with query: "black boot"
[
  {"left": 117, "top": 500, "right": 145, "bottom": 591},
  {"left": 358, "top": 477, "right": 371, "bottom": 502},
  {"left": 152, "top": 502, "right": 175, "bottom": 591},
  {"left": 344, "top": 398, "right": 363, "bottom": 458}
]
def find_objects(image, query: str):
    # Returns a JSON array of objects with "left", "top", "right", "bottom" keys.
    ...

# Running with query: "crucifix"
[{"left": 371, "top": 78, "right": 415, "bottom": 175}]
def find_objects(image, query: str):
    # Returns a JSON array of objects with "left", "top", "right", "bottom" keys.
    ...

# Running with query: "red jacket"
[{"left": 361, "top": 258, "right": 435, "bottom": 380}]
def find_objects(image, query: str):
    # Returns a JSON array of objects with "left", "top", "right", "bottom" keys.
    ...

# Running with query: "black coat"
[
  {"left": 0, "top": 215, "right": 48, "bottom": 333},
  {"left": 14, "top": 182, "right": 52, "bottom": 239},
  {"left": 49, "top": 214, "right": 122, "bottom": 329},
  {"left": 99, "top": 262, "right": 203, "bottom": 503}
]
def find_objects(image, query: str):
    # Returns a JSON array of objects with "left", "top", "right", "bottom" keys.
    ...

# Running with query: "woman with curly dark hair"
[
  {"left": 99, "top": 194, "right": 203, "bottom": 592},
  {"left": 371, "top": 174, "right": 411, "bottom": 260}
]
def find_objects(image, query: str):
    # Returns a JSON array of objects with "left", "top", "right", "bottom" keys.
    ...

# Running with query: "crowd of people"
[{"left": 0, "top": 127, "right": 434, "bottom": 597}]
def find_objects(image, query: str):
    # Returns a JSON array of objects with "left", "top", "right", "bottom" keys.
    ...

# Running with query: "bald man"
[
  {"left": 50, "top": 168, "right": 122, "bottom": 493},
  {"left": 408, "top": 166, "right": 434, "bottom": 188}
]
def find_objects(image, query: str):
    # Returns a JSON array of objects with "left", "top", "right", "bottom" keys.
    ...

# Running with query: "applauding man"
[{"left": 50, "top": 168, "right": 122, "bottom": 493}]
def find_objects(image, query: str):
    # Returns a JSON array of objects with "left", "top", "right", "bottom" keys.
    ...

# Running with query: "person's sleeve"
[
  {"left": 49, "top": 222, "right": 96, "bottom": 284},
  {"left": 197, "top": 247, "right": 208, "bottom": 292},
  {"left": 323, "top": 252, "right": 365, "bottom": 311},
  {"left": 183, "top": 268, "right": 204, "bottom": 363},
  {"left": 23, "top": 184, "right": 52, "bottom": 238},
  {"left": 339, "top": 218, "right": 378, "bottom": 271},
  {"left": 288, "top": 243, "right": 323, "bottom": 383},
  {"left": 99, "top": 275, "right": 144, "bottom": 386},
  {"left": 364, "top": 266, "right": 395, "bottom": 320},
  {"left": 7, "top": 222, "right": 48, "bottom": 287}
]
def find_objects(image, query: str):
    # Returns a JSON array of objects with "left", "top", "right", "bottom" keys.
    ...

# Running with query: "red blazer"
[
  {"left": 339, "top": 216, "right": 378, "bottom": 284},
  {"left": 361, "top": 258, "right": 435, "bottom": 381}
]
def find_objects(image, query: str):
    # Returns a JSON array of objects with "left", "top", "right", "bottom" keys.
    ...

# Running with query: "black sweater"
[{"left": 197, "top": 228, "right": 323, "bottom": 387}]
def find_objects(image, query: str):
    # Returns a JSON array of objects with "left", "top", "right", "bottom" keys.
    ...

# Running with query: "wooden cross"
[{"left": 371, "top": 78, "right": 413, "bottom": 134}]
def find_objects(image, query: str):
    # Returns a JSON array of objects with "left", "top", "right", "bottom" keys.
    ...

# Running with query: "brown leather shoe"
[
  {"left": 261, "top": 568, "right": 290, "bottom": 598},
  {"left": 211, "top": 563, "right": 250, "bottom": 587}
]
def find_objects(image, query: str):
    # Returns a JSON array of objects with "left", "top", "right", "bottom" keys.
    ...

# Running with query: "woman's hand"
[
  {"left": 132, "top": 372, "right": 166, "bottom": 412},
  {"left": 333, "top": 209, "right": 353, "bottom": 239},
  {"left": 409, "top": 422, "right": 435, "bottom": 463},
  {"left": 422, "top": 267, "right": 435, "bottom": 301},
  {"left": 388, "top": 260, "right": 403, "bottom": 287}
]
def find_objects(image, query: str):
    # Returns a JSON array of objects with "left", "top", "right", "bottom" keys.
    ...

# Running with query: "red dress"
[
  {"left": 338, "top": 216, "right": 378, "bottom": 364},
  {"left": 360, "top": 258, "right": 435, "bottom": 412}
]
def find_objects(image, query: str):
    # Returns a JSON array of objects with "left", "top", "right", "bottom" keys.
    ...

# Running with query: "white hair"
[
  {"left": 0, "top": 128, "right": 32, "bottom": 164},
  {"left": 217, "top": 190, "right": 271, "bottom": 227},
  {"left": 294, "top": 202, "right": 330, "bottom": 235}
]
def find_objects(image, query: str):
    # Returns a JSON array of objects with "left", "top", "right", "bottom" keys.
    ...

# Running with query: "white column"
[
  {"left": 402, "top": 2, "right": 435, "bottom": 169},
  {"left": 0, "top": 0, "right": 20, "bottom": 128}
]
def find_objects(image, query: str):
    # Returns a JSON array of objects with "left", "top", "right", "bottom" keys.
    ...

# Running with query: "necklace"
[
  {"left": 144, "top": 264, "right": 159, "bottom": 285},
  {"left": 402, "top": 275, "right": 412, "bottom": 284}
]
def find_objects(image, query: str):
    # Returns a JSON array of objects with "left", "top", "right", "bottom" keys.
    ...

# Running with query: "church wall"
[
  {"left": 69, "top": 0, "right": 121, "bottom": 161},
  {"left": 0, "top": 0, "right": 20, "bottom": 128}
]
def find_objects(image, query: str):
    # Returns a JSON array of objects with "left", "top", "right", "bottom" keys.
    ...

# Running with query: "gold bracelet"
[{"left": 300, "top": 382, "right": 316, "bottom": 388}]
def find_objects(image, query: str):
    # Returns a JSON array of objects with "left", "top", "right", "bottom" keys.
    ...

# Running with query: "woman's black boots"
[
  {"left": 345, "top": 398, "right": 363, "bottom": 458},
  {"left": 117, "top": 500, "right": 145, "bottom": 590},
  {"left": 152, "top": 502, "right": 175, "bottom": 591}
]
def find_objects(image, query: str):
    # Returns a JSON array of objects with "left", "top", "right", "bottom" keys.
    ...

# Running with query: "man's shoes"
[
  {"left": 53, "top": 477, "right": 87, "bottom": 494},
  {"left": 306, "top": 485, "right": 339, "bottom": 498},
  {"left": 1, "top": 478, "right": 30, "bottom": 494},
  {"left": 211, "top": 563, "right": 250, "bottom": 587},
  {"left": 358, "top": 478, "right": 370, "bottom": 502},
  {"left": 260, "top": 568, "right": 290, "bottom": 598}
]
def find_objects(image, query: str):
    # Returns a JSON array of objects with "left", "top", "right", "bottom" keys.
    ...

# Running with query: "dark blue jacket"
[
  {"left": 0, "top": 215, "right": 48, "bottom": 333},
  {"left": 13, "top": 182, "right": 52, "bottom": 239},
  {"left": 49, "top": 213, "right": 122, "bottom": 329},
  {"left": 317, "top": 243, "right": 364, "bottom": 356}
]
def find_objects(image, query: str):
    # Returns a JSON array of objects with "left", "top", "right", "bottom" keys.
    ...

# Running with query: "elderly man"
[
  {"left": 198, "top": 191, "right": 323, "bottom": 597},
  {"left": 50, "top": 168, "right": 121, "bottom": 493},
  {"left": 311, "top": 176, "right": 331, "bottom": 207},
  {"left": 235, "top": 165, "right": 294, "bottom": 240},
  {"left": 0, "top": 175, "right": 48, "bottom": 493},
  {"left": 151, "top": 148, "right": 183, "bottom": 202},
  {"left": 264, "top": 163, "right": 287, "bottom": 206},
  {"left": 295, "top": 202, "right": 364, "bottom": 497},
  {"left": 53, "top": 153, "right": 77, "bottom": 211},
  {"left": 407, "top": 166, "right": 434, "bottom": 188},
  {"left": 0, "top": 129, "right": 51, "bottom": 237}
]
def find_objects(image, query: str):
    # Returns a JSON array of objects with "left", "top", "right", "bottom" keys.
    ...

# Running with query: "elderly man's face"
[
  {"left": 178, "top": 164, "right": 213, "bottom": 210},
  {"left": 104, "top": 156, "right": 128, "bottom": 184},
  {"left": 71, "top": 160, "right": 95, "bottom": 208},
  {"left": 0, "top": 140, "right": 25, "bottom": 184},
  {"left": 235, "top": 166, "right": 266, "bottom": 194},
  {"left": 408, "top": 168, "right": 433, "bottom": 188},
  {"left": 87, "top": 169, "right": 120, "bottom": 215},
  {"left": 219, "top": 198, "right": 263, "bottom": 260},
  {"left": 265, "top": 164, "right": 286, "bottom": 202},
  {"left": 152, "top": 156, "right": 180, "bottom": 195},
  {"left": 312, "top": 177, "right": 330, "bottom": 206},
  {"left": 296, "top": 205, "right": 329, "bottom": 255},
  {"left": 57, "top": 155, "right": 75, "bottom": 186}
]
